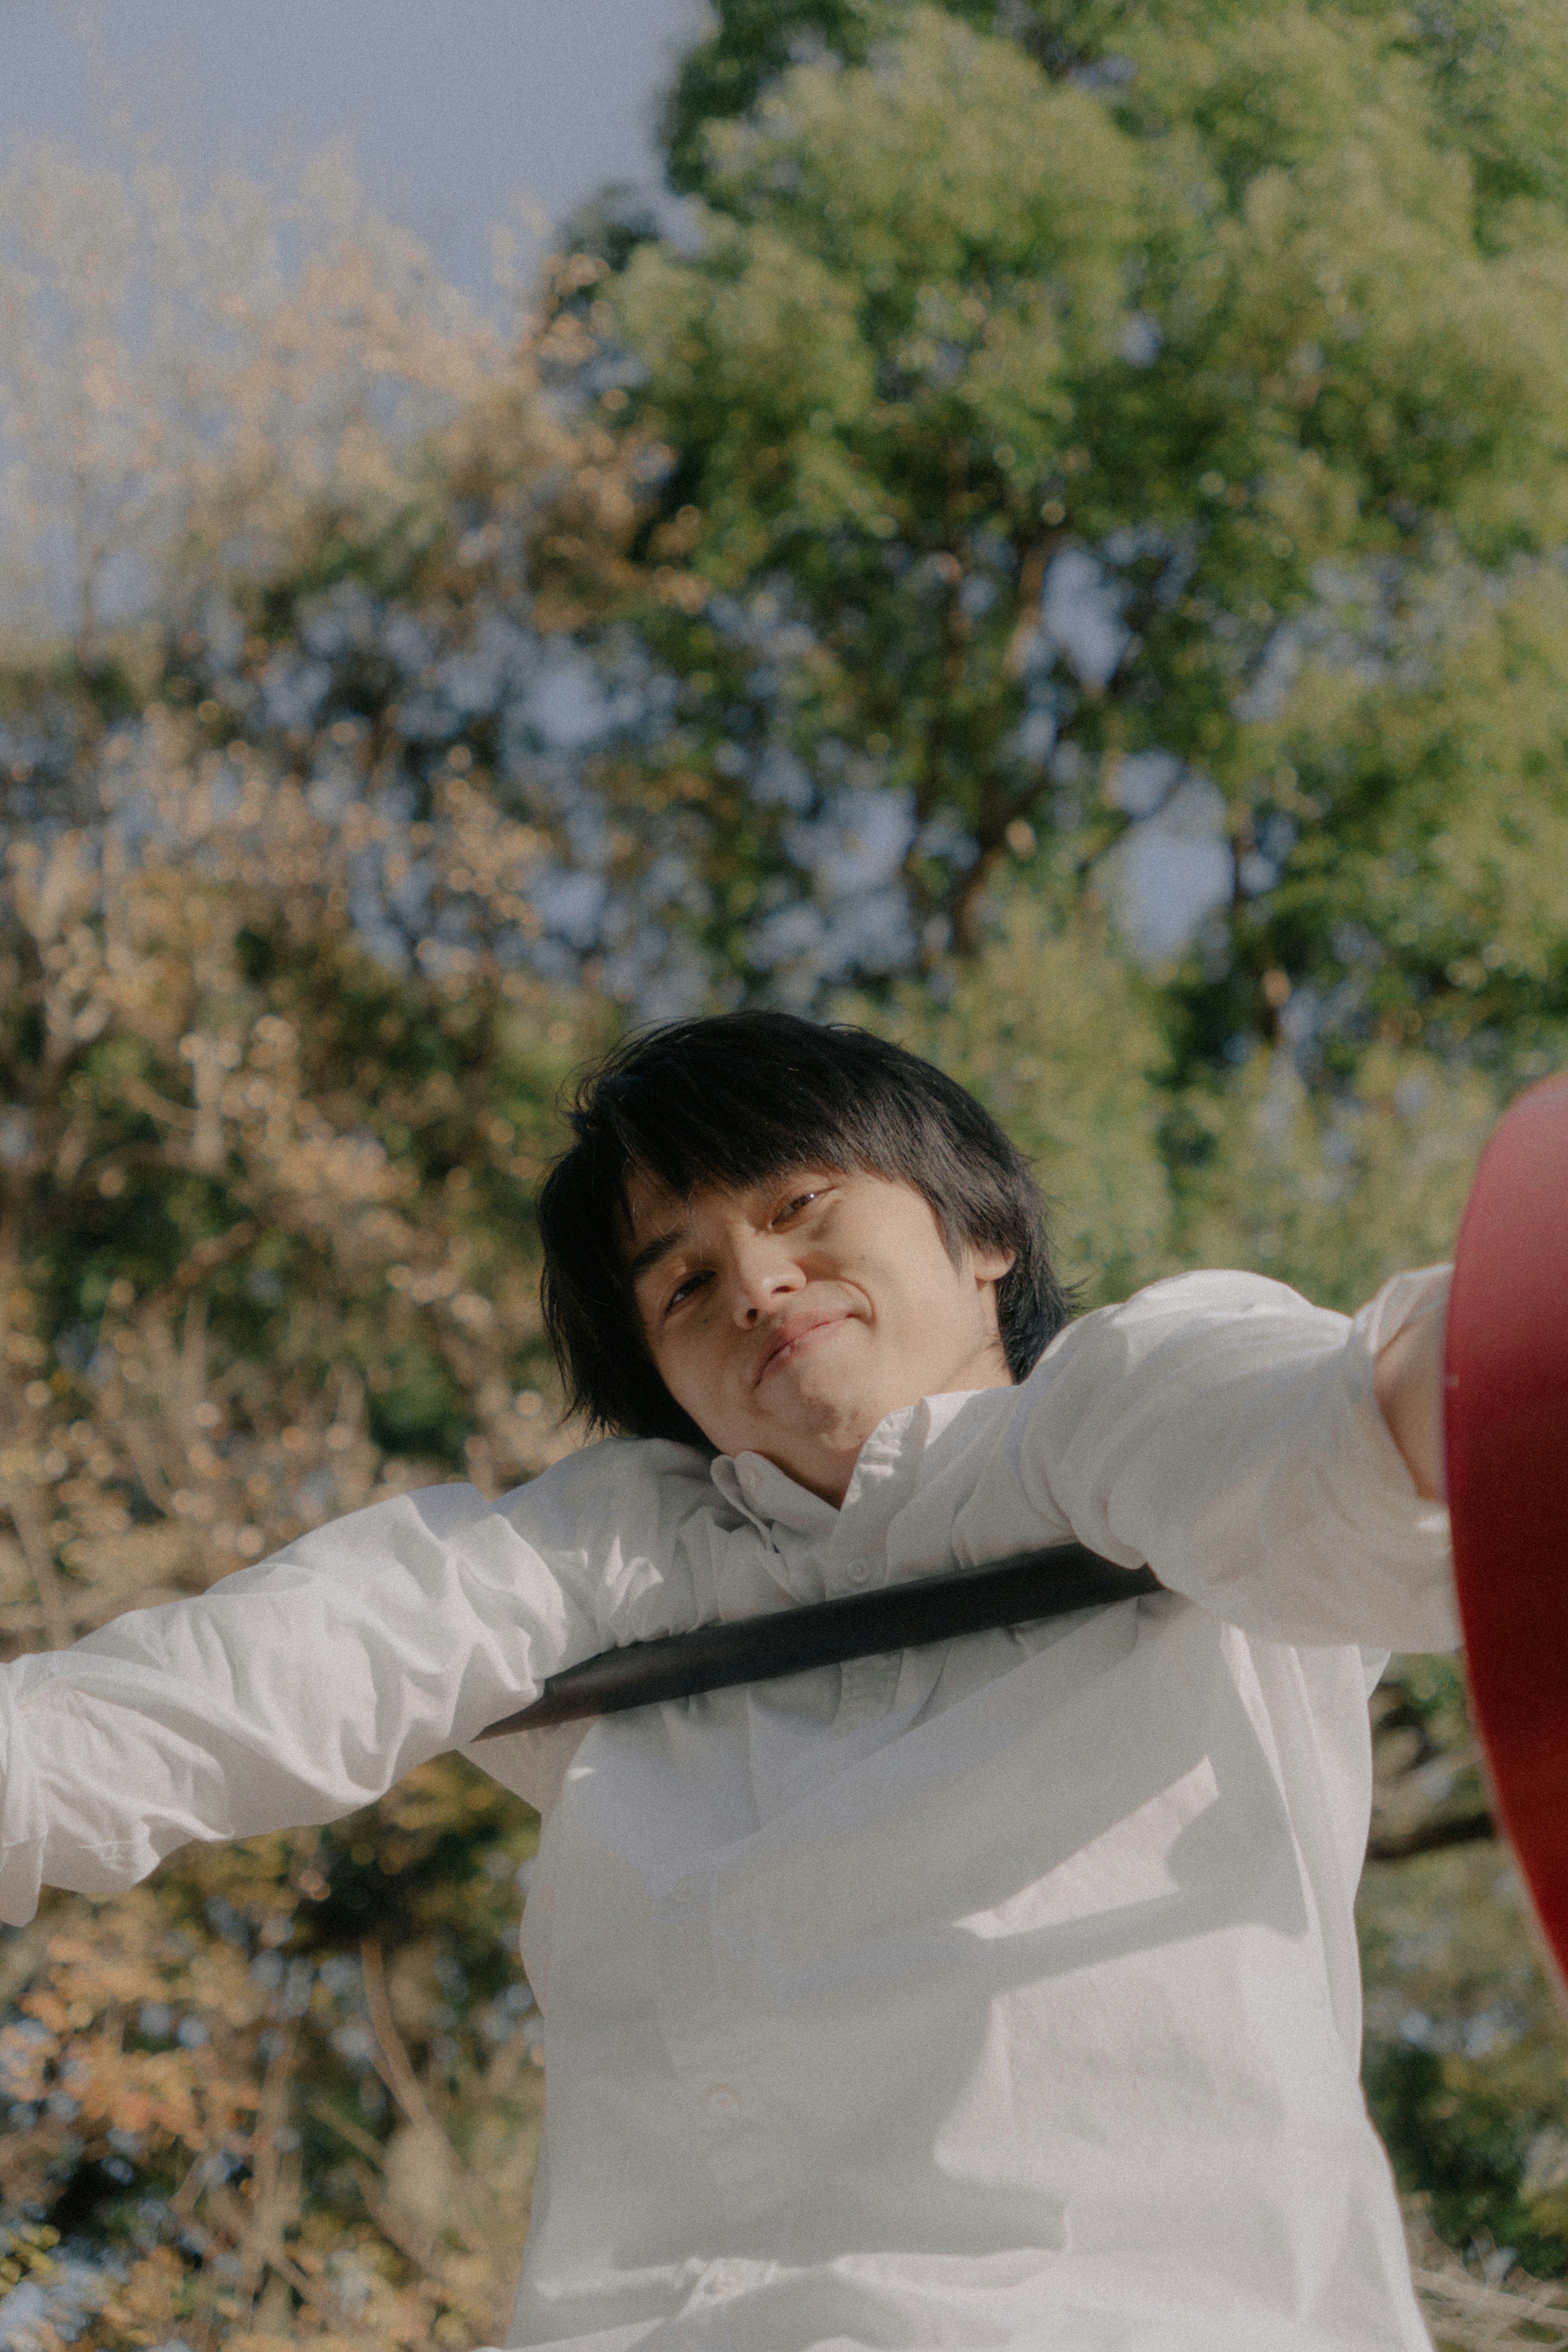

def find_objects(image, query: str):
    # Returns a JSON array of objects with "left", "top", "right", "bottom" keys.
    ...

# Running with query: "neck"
[{"left": 756, "top": 1344, "right": 1016, "bottom": 1508}]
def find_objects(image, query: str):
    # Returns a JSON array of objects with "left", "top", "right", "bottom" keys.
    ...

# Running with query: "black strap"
[{"left": 477, "top": 1541, "right": 1161, "bottom": 1737}]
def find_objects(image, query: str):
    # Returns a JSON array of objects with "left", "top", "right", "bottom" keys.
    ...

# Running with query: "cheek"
[
  {"left": 867, "top": 1240, "right": 963, "bottom": 1313},
  {"left": 648, "top": 1322, "right": 718, "bottom": 1411}
]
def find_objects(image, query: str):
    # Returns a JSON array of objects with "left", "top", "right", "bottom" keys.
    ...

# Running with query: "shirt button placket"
[{"left": 838, "top": 1557, "right": 898, "bottom": 1722}]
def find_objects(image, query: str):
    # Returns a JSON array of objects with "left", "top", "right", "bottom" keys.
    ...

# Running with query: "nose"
[{"left": 727, "top": 1229, "right": 806, "bottom": 1327}]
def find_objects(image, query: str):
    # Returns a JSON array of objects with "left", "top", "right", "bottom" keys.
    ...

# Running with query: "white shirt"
[{"left": 0, "top": 1269, "right": 1457, "bottom": 2351}]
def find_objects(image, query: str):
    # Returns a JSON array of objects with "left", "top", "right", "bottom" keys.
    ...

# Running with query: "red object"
[{"left": 1446, "top": 1073, "right": 1568, "bottom": 1979}]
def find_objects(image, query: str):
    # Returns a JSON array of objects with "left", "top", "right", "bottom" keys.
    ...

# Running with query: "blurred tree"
[
  {"left": 1359, "top": 1835, "right": 1568, "bottom": 2287},
  {"left": 0, "top": 133, "right": 679, "bottom": 1008},
  {"left": 1219, "top": 563, "right": 1568, "bottom": 1086},
  {"left": 0, "top": 140, "right": 497, "bottom": 682},
  {"left": 0, "top": 703, "right": 604, "bottom": 2340},
  {"left": 0, "top": 139, "right": 647, "bottom": 2338},
  {"left": 607, "top": 0, "right": 1568, "bottom": 1066},
  {"left": 665, "top": 0, "right": 1568, "bottom": 245},
  {"left": 1169, "top": 1039, "right": 1497, "bottom": 1312},
  {"left": 841, "top": 883, "right": 1174, "bottom": 1306}
]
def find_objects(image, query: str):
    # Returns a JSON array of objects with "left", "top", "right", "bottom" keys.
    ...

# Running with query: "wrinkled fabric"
[{"left": 0, "top": 1269, "right": 1455, "bottom": 2349}]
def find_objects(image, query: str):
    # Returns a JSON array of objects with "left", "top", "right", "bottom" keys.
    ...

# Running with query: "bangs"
[{"left": 584, "top": 1018, "right": 946, "bottom": 1212}]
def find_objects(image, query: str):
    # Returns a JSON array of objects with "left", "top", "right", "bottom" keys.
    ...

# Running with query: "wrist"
[{"left": 1374, "top": 1298, "right": 1448, "bottom": 1502}]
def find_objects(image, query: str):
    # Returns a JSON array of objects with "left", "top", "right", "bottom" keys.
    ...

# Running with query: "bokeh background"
[{"left": 0, "top": 3, "right": 1565, "bottom": 2344}]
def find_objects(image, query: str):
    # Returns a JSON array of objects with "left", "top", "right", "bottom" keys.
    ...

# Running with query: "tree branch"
[{"left": 1365, "top": 1810, "right": 1496, "bottom": 1864}]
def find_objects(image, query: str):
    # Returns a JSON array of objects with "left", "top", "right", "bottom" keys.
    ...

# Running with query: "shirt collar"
[
  {"left": 710, "top": 1451, "right": 840, "bottom": 1541},
  {"left": 710, "top": 1389, "right": 981, "bottom": 1544}
]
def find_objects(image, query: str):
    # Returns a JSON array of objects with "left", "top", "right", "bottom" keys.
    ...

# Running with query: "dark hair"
[{"left": 537, "top": 1011, "right": 1069, "bottom": 1448}]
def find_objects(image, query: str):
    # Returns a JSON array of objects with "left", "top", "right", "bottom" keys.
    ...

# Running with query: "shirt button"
[
  {"left": 708, "top": 2261, "right": 746, "bottom": 2298},
  {"left": 845, "top": 1559, "right": 873, "bottom": 1586},
  {"left": 706, "top": 2083, "right": 742, "bottom": 2119}
]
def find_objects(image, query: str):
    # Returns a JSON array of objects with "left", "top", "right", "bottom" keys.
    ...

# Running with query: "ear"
[{"left": 970, "top": 1244, "right": 1015, "bottom": 1286}]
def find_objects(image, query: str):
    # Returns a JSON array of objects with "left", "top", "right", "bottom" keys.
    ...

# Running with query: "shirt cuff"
[{"left": 0, "top": 1678, "right": 46, "bottom": 1926}]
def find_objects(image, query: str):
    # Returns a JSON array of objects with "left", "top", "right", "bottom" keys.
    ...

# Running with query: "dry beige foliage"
[
  {"left": 0, "top": 715, "right": 592, "bottom": 1662},
  {"left": 0, "top": 132, "right": 655, "bottom": 2341},
  {"left": 0, "top": 715, "right": 587, "bottom": 2345},
  {"left": 0, "top": 138, "right": 498, "bottom": 660},
  {"left": 0, "top": 1893, "right": 544, "bottom": 2350},
  {"left": 1407, "top": 2205, "right": 1568, "bottom": 2349}
]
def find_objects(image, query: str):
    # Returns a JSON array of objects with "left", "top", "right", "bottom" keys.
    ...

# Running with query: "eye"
[
  {"left": 773, "top": 1186, "right": 827, "bottom": 1225},
  {"left": 664, "top": 1268, "right": 710, "bottom": 1316}
]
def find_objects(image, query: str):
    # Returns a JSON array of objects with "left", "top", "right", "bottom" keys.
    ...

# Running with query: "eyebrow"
[{"left": 626, "top": 1222, "right": 689, "bottom": 1285}]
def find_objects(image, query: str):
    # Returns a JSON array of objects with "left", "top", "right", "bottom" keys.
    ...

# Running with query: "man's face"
[{"left": 624, "top": 1164, "right": 1014, "bottom": 1505}]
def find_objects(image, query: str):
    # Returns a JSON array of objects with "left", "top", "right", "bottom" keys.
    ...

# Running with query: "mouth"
[{"left": 753, "top": 1312, "right": 851, "bottom": 1387}]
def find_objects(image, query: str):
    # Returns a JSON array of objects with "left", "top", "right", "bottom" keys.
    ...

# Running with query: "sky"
[{"left": 0, "top": 0, "right": 704, "bottom": 290}]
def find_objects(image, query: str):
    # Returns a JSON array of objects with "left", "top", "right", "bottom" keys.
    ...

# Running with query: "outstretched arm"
[
  {"left": 1011, "top": 1264, "right": 1455, "bottom": 1651},
  {"left": 0, "top": 1431, "right": 722, "bottom": 1927},
  {"left": 0, "top": 1480, "right": 601, "bottom": 1927}
]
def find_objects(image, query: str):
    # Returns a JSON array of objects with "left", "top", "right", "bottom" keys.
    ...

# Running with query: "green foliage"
[
  {"left": 669, "top": 0, "right": 1568, "bottom": 243},
  {"left": 844, "top": 883, "right": 1174, "bottom": 1303},
  {"left": 662, "top": 0, "right": 874, "bottom": 193},
  {"left": 1226, "top": 562, "right": 1568, "bottom": 1072},
  {"left": 621, "top": 6, "right": 1160, "bottom": 964},
  {"left": 1170, "top": 1042, "right": 1497, "bottom": 1309},
  {"left": 615, "top": 0, "right": 1568, "bottom": 1092},
  {"left": 1360, "top": 1846, "right": 1568, "bottom": 2281},
  {"left": 1382, "top": 0, "right": 1568, "bottom": 241}
]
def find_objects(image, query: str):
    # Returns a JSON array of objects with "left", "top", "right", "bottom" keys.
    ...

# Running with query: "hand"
[{"left": 1374, "top": 1300, "right": 1448, "bottom": 1502}]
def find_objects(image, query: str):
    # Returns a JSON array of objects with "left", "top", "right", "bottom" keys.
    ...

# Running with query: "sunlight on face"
[{"left": 624, "top": 1166, "right": 1014, "bottom": 1505}]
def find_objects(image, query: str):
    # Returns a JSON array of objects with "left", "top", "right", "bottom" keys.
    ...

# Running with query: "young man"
[{"left": 0, "top": 1012, "right": 1453, "bottom": 2352}]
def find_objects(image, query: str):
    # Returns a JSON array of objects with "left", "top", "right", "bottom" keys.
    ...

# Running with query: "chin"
[{"left": 770, "top": 1386, "right": 895, "bottom": 1449}]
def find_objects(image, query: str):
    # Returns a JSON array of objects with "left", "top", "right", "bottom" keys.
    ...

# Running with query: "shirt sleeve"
[
  {"left": 1011, "top": 1265, "right": 1457, "bottom": 1652},
  {"left": 0, "top": 1479, "right": 605, "bottom": 1928}
]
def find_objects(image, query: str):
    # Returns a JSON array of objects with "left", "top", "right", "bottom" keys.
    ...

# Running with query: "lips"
[{"left": 753, "top": 1311, "right": 851, "bottom": 1386}]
